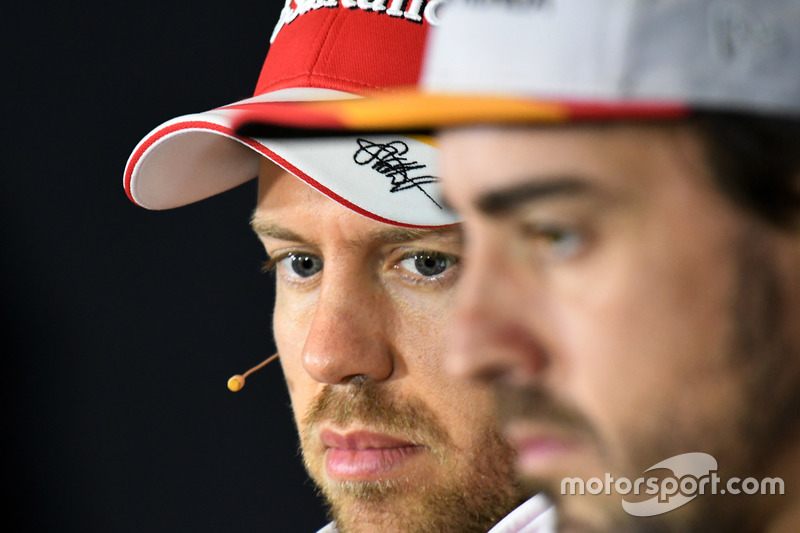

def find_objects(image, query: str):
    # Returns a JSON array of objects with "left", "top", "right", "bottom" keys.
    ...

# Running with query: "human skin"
[
  {"left": 437, "top": 124, "right": 800, "bottom": 533},
  {"left": 251, "top": 160, "right": 522, "bottom": 533}
]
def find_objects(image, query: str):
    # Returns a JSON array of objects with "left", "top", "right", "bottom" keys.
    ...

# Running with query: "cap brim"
[
  {"left": 231, "top": 89, "right": 691, "bottom": 137},
  {"left": 124, "top": 87, "right": 458, "bottom": 227},
  {"left": 124, "top": 88, "right": 356, "bottom": 210}
]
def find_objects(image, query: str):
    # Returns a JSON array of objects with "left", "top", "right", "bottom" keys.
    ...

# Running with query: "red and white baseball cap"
[
  {"left": 124, "top": 0, "right": 456, "bottom": 228},
  {"left": 231, "top": 0, "right": 800, "bottom": 134}
]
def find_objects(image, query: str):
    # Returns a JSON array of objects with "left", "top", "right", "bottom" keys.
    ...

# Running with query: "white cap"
[{"left": 231, "top": 0, "right": 800, "bottom": 135}]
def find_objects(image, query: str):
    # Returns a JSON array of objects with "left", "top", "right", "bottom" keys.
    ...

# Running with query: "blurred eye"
[
  {"left": 279, "top": 253, "right": 323, "bottom": 278},
  {"left": 523, "top": 223, "right": 586, "bottom": 261},
  {"left": 399, "top": 251, "right": 458, "bottom": 278}
]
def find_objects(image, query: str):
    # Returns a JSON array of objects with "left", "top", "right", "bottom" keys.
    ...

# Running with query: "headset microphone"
[{"left": 227, "top": 353, "right": 279, "bottom": 392}]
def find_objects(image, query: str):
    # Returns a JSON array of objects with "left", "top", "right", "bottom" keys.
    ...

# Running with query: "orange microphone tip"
[
  {"left": 227, "top": 375, "right": 245, "bottom": 392},
  {"left": 227, "top": 353, "right": 278, "bottom": 392}
]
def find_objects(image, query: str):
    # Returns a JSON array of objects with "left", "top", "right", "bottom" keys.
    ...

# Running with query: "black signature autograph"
[{"left": 353, "top": 139, "right": 442, "bottom": 209}]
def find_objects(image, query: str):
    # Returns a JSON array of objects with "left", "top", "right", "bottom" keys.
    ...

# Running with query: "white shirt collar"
[{"left": 487, "top": 494, "right": 556, "bottom": 533}]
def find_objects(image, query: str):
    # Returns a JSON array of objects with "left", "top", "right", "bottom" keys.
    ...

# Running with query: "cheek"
[
  {"left": 391, "top": 288, "right": 500, "bottom": 442},
  {"left": 388, "top": 286, "right": 454, "bottom": 380},
  {"left": 273, "top": 288, "right": 318, "bottom": 426},
  {"left": 548, "top": 237, "right": 737, "bottom": 460},
  {"left": 436, "top": 382, "right": 500, "bottom": 446}
]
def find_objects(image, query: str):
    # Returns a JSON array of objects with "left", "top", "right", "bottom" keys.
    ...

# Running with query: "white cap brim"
[{"left": 124, "top": 88, "right": 457, "bottom": 228}]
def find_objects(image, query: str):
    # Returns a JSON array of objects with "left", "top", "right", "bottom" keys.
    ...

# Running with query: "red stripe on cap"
[
  {"left": 247, "top": 139, "right": 450, "bottom": 229},
  {"left": 225, "top": 101, "right": 347, "bottom": 130},
  {"left": 565, "top": 100, "right": 690, "bottom": 120},
  {"left": 123, "top": 122, "right": 197, "bottom": 203},
  {"left": 123, "top": 121, "right": 242, "bottom": 203}
]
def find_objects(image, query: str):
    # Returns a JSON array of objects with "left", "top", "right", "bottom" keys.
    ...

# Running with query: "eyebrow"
[
  {"left": 473, "top": 177, "right": 596, "bottom": 216},
  {"left": 250, "top": 218, "right": 305, "bottom": 242},
  {"left": 353, "top": 225, "right": 464, "bottom": 251},
  {"left": 250, "top": 217, "right": 462, "bottom": 247},
  {"left": 369, "top": 227, "right": 450, "bottom": 244}
]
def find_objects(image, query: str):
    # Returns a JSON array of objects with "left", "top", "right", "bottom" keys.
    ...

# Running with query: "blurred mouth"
[
  {"left": 505, "top": 423, "right": 589, "bottom": 477},
  {"left": 320, "top": 428, "right": 426, "bottom": 481}
]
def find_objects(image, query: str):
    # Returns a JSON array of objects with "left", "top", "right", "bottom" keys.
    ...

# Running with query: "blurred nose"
[
  {"left": 448, "top": 234, "right": 548, "bottom": 384},
  {"left": 301, "top": 274, "right": 393, "bottom": 385}
]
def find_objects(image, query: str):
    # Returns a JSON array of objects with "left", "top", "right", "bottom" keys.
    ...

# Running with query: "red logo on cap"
[
  {"left": 257, "top": 0, "right": 439, "bottom": 95},
  {"left": 272, "top": 0, "right": 447, "bottom": 43}
]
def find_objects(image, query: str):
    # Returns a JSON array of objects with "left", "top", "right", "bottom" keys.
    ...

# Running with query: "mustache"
[
  {"left": 494, "top": 385, "right": 595, "bottom": 437},
  {"left": 301, "top": 378, "right": 453, "bottom": 452}
]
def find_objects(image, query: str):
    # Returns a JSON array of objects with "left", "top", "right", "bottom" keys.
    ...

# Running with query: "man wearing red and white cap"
[
  {"left": 125, "top": 3, "right": 554, "bottom": 532},
  {"left": 232, "top": 0, "right": 800, "bottom": 531}
]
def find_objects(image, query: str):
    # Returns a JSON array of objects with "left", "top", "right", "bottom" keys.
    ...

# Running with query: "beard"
[
  {"left": 299, "top": 378, "right": 523, "bottom": 533},
  {"left": 495, "top": 226, "right": 800, "bottom": 533}
]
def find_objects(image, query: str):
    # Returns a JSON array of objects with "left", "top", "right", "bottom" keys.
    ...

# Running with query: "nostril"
[
  {"left": 446, "top": 348, "right": 517, "bottom": 384},
  {"left": 471, "top": 364, "right": 515, "bottom": 385},
  {"left": 344, "top": 374, "right": 370, "bottom": 387}
]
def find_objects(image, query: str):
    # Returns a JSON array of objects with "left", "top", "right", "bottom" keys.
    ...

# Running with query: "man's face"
[
  {"left": 438, "top": 124, "right": 800, "bottom": 532},
  {"left": 252, "top": 162, "right": 523, "bottom": 533}
]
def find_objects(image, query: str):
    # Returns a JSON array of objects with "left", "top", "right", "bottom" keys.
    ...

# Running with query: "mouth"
[{"left": 320, "top": 428, "right": 426, "bottom": 481}]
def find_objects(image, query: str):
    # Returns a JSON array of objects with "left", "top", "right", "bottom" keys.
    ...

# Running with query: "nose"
[
  {"left": 447, "top": 234, "right": 548, "bottom": 384},
  {"left": 301, "top": 276, "right": 394, "bottom": 385}
]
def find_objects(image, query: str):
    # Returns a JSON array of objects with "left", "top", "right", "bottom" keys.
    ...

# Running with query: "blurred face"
[
  {"left": 252, "top": 162, "right": 523, "bottom": 533},
  {"left": 438, "top": 124, "right": 800, "bottom": 533}
]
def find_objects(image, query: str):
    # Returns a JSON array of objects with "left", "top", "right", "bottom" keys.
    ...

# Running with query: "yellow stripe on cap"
[{"left": 311, "top": 93, "right": 570, "bottom": 131}]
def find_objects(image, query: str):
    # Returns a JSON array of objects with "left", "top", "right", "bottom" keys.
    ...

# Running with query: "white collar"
[{"left": 487, "top": 494, "right": 556, "bottom": 533}]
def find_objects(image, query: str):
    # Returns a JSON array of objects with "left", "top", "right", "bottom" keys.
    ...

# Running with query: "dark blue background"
[{"left": 4, "top": 2, "right": 327, "bottom": 531}]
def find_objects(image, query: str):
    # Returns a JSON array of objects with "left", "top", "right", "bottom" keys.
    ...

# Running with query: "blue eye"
[
  {"left": 399, "top": 252, "right": 458, "bottom": 277},
  {"left": 281, "top": 253, "right": 323, "bottom": 278}
]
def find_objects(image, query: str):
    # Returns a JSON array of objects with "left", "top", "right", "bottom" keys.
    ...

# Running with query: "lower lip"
[{"left": 325, "top": 446, "right": 424, "bottom": 480}]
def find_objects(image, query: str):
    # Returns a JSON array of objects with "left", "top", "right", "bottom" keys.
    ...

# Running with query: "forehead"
[{"left": 437, "top": 123, "right": 710, "bottom": 212}]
